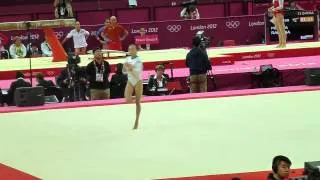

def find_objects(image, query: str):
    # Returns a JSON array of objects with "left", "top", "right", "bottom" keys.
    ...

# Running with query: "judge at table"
[
  {"left": 9, "top": 36, "right": 27, "bottom": 59},
  {"left": 147, "top": 64, "right": 168, "bottom": 95}
]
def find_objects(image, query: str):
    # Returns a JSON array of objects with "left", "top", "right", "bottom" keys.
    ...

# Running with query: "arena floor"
[{"left": 0, "top": 90, "right": 319, "bottom": 180}]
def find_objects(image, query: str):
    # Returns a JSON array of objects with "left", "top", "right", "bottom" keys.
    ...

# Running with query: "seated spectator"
[
  {"left": 0, "top": 51, "right": 9, "bottom": 60},
  {"left": 268, "top": 155, "right": 291, "bottom": 180},
  {"left": 36, "top": 73, "right": 55, "bottom": 88},
  {"left": 147, "top": 64, "right": 168, "bottom": 91},
  {"left": 137, "top": 28, "right": 151, "bottom": 51},
  {"left": 6, "top": 71, "right": 32, "bottom": 106},
  {"left": 180, "top": 5, "right": 200, "bottom": 20},
  {"left": 110, "top": 63, "right": 127, "bottom": 99},
  {"left": 286, "top": 0, "right": 304, "bottom": 11},
  {"left": 54, "top": 0, "right": 73, "bottom": 19},
  {"left": 9, "top": 36, "right": 27, "bottom": 59},
  {"left": 41, "top": 37, "right": 53, "bottom": 57},
  {"left": 27, "top": 43, "right": 42, "bottom": 57},
  {"left": 0, "top": 37, "right": 9, "bottom": 59}
]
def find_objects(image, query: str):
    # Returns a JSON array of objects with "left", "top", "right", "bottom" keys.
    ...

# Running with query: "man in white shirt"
[
  {"left": 41, "top": 36, "right": 53, "bottom": 57},
  {"left": 9, "top": 36, "right": 27, "bottom": 59},
  {"left": 62, "top": 21, "right": 90, "bottom": 55}
]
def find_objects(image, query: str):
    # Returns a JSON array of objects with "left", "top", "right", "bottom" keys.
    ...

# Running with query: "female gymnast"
[
  {"left": 269, "top": 0, "right": 286, "bottom": 48},
  {"left": 122, "top": 44, "right": 143, "bottom": 130}
]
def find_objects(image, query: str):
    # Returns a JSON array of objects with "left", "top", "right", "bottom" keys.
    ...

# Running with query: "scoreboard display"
[{"left": 265, "top": 10, "right": 319, "bottom": 43}]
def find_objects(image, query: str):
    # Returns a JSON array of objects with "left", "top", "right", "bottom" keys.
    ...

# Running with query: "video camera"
[
  {"left": 196, "top": 31, "right": 211, "bottom": 49},
  {"left": 67, "top": 53, "right": 80, "bottom": 65}
]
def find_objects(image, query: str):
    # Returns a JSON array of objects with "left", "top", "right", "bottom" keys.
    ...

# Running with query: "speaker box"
[
  {"left": 305, "top": 68, "right": 320, "bottom": 86},
  {"left": 14, "top": 87, "right": 45, "bottom": 107}
]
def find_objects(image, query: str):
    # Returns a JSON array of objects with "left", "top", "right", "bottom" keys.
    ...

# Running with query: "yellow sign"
[{"left": 300, "top": 16, "right": 314, "bottom": 22}]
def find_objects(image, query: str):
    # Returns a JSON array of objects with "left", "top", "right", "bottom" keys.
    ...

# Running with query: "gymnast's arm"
[{"left": 61, "top": 31, "right": 73, "bottom": 44}]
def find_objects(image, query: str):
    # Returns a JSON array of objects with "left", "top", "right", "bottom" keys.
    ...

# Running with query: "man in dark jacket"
[
  {"left": 110, "top": 63, "right": 127, "bottom": 99},
  {"left": 6, "top": 71, "right": 32, "bottom": 105},
  {"left": 186, "top": 36, "right": 212, "bottom": 93},
  {"left": 86, "top": 48, "right": 111, "bottom": 100}
]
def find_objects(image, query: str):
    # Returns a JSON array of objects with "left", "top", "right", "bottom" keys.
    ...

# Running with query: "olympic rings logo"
[
  {"left": 167, "top": 25, "right": 182, "bottom": 32},
  {"left": 226, "top": 21, "right": 240, "bottom": 29},
  {"left": 54, "top": 31, "right": 64, "bottom": 39}
]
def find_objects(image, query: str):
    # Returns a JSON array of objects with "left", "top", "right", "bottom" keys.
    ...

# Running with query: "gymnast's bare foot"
[
  {"left": 280, "top": 44, "right": 286, "bottom": 48},
  {"left": 133, "top": 122, "right": 139, "bottom": 130}
]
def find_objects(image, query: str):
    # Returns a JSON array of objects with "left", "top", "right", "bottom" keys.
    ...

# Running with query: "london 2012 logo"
[
  {"left": 225, "top": 21, "right": 240, "bottom": 29},
  {"left": 167, "top": 25, "right": 182, "bottom": 32}
]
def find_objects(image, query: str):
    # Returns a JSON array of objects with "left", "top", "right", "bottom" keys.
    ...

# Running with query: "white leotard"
[{"left": 123, "top": 56, "right": 143, "bottom": 86}]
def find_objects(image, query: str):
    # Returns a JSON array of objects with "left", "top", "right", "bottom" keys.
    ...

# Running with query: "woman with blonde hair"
[{"left": 269, "top": 0, "right": 286, "bottom": 48}]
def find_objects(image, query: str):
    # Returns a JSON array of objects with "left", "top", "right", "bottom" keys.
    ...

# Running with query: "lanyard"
[{"left": 94, "top": 60, "right": 105, "bottom": 74}]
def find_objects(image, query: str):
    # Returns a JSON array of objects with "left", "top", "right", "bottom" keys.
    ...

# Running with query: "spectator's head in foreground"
[{"left": 271, "top": 155, "right": 291, "bottom": 179}]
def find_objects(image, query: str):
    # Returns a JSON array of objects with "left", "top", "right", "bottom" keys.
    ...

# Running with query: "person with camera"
[
  {"left": 186, "top": 36, "right": 212, "bottom": 93},
  {"left": 54, "top": 0, "right": 73, "bottom": 19},
  {"left": 180, "top": 5, "right": 200, "bottom": 20},
  {"left": 180, "top": 0, "right": 200, "bottom": 20},
  {"left": 86, "top": 48, "right": 111, "bottom": 100},
  {"left": 56, "top": 56, "right": 87, "bottom": 101}
]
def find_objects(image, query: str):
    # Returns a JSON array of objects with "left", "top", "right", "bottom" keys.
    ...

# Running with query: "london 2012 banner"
[{"left": 0, "top": 15, "right": 266, "bottom": 50}]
